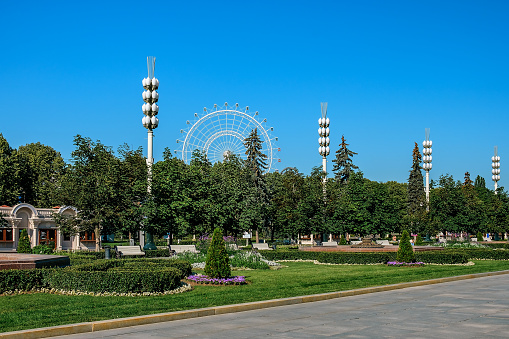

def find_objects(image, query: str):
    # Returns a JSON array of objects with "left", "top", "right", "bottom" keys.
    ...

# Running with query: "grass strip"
[{"left": 2, "top": 260, "right": 509, "bottom": 333}]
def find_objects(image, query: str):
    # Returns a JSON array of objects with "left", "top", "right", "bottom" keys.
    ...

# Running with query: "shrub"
[
  {"left": 32, "top": 244, "right": 53, "bottom": 255},
  {"left": 415, "top": 234, "right": 424, "bottom": 246},
  {"left": 17, "top": 229, "right": 31, "bottom": 253},
  {"left": 477, "top": 232, "right": 483, "bottom": 242},
  {"left": 46, "top": 267, "right": 181, "bottom": 293},
  {"left": 204, "top": 228, "right": 231, "bottom": 278},
  {"left": 339, "top": 234, "right": 347, "bottom": 245},
  {"left": 397, "top": 230, "right": 415, "bottom": 263},
  {"left": 0, "top": 269, "right": 51, "bottom": 293}
]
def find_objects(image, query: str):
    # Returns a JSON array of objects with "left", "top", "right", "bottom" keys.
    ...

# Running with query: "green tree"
[
  {"left": 474, "top": 175, "right": 486, "bottom": 188},
  {"left": 17, "top": 142, "right": 66, "bottom": 207},
  {"left": 204, "top": 228, "right": 231, "bottom": 278},
  {"left": 17, "top": 229, "right": 31, "bottom": 253},
  {"left": 332, "top": 135, "right": 358, "bottom": 184},
  {"left": 145, "top": 149, "right": 191, "bottom": 243},
  {"left": 0, "top": 134, "right": 20, "bottom": 205},
  {"left": 243, "top": 129, "right": 271, "bottom": 240},
  {"left": 406, "top": 142, "right": 426, "bottom": 234},
  {"left": 57, "top": 135, "right": 135, "bottom": 251},
  {"left": 396, "top": 230, "right": 415, "bottom": 263}
]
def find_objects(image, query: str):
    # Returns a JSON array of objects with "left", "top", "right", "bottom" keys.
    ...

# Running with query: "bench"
[
  {"left": 376, "top": 240, "right": 390, "bottom": 246},
  {"left": 228, "top": 244, "right": 239, "bottom": 251},
  {"left": 322, "top": 241, "right": 338, "bottom": 247},
  {"left": 170, "top": 245, "right": 199, "bottom": 254},
  {"left": 350, "top": 240, "right": 362, "bottom": 245},
  {"left": 253, "top": 243, "right": 272, "bottom": 250},
  {"left": 114, "top": 245, "right": 145, "bottom": 258}
]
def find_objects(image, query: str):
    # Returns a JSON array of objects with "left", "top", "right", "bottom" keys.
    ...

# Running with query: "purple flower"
[{"left": 187, "top": 274, "right": 246, "bottom": 285}]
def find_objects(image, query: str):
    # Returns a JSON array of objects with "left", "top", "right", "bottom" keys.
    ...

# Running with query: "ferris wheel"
[{"left": 176, "top": 102, "right": 280, "bottom": 172}]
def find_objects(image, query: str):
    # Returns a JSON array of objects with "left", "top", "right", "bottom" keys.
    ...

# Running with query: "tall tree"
[
  {"left": 57, "top": 135, "right": 131, "bottom": 251},
  {"left": 474, "top": 175, "right": 486, "bottom": 188},
  {"left": 243, "top": 128, "right": 270, "bottom": 240},
  {"left": 406, "top": 142, "right": 425, "bottom": 233},
  {"left": 332, "top": 135, "right": 358, "bottom": 184},
  {"left": 17, "top": 142, "right": 66, "bottom": 207},
  {"left": 0, "top": 134, "right": 20, "bottom": 205}
]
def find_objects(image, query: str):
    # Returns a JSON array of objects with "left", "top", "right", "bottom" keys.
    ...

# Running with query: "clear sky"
[{"left": 1, "top": 0, "right": 508, "bottom": 188}]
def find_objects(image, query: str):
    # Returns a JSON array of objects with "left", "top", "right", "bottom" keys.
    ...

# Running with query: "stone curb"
[{"left": 2, "top": 269, "right": 509, "bottom": 339}]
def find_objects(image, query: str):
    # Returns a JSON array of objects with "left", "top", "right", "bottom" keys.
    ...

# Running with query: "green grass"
[{"left": 2, "top": 260, "right": 509, "bottom": 333}]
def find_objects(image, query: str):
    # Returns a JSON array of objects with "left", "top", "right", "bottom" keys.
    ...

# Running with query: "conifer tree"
[
  {"left": 407, "top": 142, "right": 425, "bottom": 215},
  {"left": 463, "top": 172, "right": 473, "bottom": 187},
  {"left": 244, "top": 128, "right": 268, "bottom": 175},
  {"left": 396, "top": 230, "right": 415, "bottom": 263},
  {"left": 474, "top": 175, "right": 486, "bottom": 188},
  {"left": 204, "top": 228, "right": 231, "bottom": 278},
  {"left": 17, "top": 229, "right": 31, "bottom": 253},
  {"left": 332, "top": 135, "right": 358, "bottom": 184}
]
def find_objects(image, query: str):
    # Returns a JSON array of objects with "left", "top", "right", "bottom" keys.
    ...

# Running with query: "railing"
[{"left": 37, "top": 210, "right": 55, "bottom": 218}]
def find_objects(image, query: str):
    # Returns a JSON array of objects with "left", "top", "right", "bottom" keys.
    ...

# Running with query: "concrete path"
[{"left": 47, "top": 274, "right": 509, "bottom": 339}]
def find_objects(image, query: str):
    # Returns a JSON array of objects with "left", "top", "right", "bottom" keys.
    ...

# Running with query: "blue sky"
[{"left": 1, "top": 1, "right": 508, "bottom": 188}]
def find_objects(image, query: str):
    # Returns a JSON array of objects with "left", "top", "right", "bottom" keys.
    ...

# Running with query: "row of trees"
[{"left": 1, "top": 132, "right": 508, "bottom": 249}]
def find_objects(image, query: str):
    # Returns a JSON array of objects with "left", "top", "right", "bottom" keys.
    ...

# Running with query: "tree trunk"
[{"left": 95, "top": 226, "right": 101, "bottom": 252}]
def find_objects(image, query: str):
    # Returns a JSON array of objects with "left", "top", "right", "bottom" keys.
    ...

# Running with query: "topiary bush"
[
  {"left": 204, "top": 228, "right": 231, "bottom": 278},
  {"left": 17, "top": 229, "right": 31, "bottom": 253},
  {"left": 396, "top": 230, "right": 416, "bottom": 263},
  {"left": 415, "top": 234, "right": 423, "bottom": 246},
  {"left": 339, "top": 234, "right": 347, "bottom": 245},
  {"left": 477, "top": 232, "right": 483, "bottom": 242}
]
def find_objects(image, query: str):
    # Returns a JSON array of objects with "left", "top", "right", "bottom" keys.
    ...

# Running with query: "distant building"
[{"left": 0, "top": 203, "right": 95, "bottom": 252}]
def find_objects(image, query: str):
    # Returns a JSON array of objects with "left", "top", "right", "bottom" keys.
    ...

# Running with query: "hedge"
[
  {"left": 259, "top": 250, "right": 469, "bottom": 265},
  {"left": 0, "top": 259, "right": 192, "bottom": 294},
  {"left": 0, "top": 269, "right": 50, "bottom": 293},
  {"left": 459, "top": 248, "right": 509, "bottom": 260},
  {"left": 45, "top": 267, "right": 182, "bottom": 293},
  {"left": 482, "top": 243, "right": 509, "bottom": 250}
]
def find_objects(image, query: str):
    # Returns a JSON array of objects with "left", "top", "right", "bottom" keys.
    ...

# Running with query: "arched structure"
[{"left": 176, "top": 103, "right": 280, "bottom": 172}]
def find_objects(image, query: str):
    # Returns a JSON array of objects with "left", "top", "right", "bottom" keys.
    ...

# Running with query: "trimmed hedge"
[
  {"left": 0, "top": 269, "right": 50, "bottom": 293},
  {"left": 0, "top": 258, "right": 192, "bottom": 294},
  {"left": 260, "top": 250, "right": 469, "bottom": 265},
  {"left": 45, "top": 267, "right": 182, "bottom": 293},
  {"left": 459, "top": 248, "right": 509, "bottom": 260},
  {"left": 482, "top": 243, "right": 509, "bottom": 250}
]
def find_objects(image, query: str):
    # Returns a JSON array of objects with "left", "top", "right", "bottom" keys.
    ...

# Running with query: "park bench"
[
  {"left": 253, "top": 243, "right": 272, "bottom": 250},
  {"left": 376, "top": 240, "right": 390, "bottom": 246},
  {"left": 322, "top": 241, "right": 338, "bottom": 247},
  {"left": 170, "top": 245, "right": 199, "bottom": 254},
  {"left": 350, "top": 240, "right": 362, "bottom": 245},
  {"left": 114, "top": 245, "right": 145, "bottom": 258}
]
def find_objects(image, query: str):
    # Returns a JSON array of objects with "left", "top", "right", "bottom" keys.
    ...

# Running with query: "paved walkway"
[{"left": 48, "top": 274, "right": 509, "bottom": 339}]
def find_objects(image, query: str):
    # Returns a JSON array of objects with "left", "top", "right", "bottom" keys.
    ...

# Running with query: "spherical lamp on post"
[
  {"left": 318, "top": 102, "right": 330, "bottom": 244},
  {"left": 492, "top": 146, "right": 501, "bottom": 194},
  {"left": 141, "top": 56, "right": 159, "bottom": 250},
  {"left": 422, "top": 128, "right": 432, "bottom": 211}
]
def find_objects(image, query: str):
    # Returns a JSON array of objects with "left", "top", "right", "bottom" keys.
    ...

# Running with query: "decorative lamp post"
[
  {"left": 318, "top": 102, "right": 330, "bottom": 244},
  {"left": 141, "top": 56, "right": 159, "bottom": 250},
  {"left": 318, "top": 102, "right": 330, "bottom": 182},
  {"left": 492, "top": 146, "right": 500, "bottom": 194},
  {"left": 422, "top": 128, "right": 432, "bottom": 211}
]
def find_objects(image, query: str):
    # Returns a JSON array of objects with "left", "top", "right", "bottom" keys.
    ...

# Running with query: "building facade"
[{"left": 0, "top": 203, "right": 94, "bottom": 252}]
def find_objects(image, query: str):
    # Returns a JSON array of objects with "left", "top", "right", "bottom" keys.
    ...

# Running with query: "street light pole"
[
  {"left": 141, "top": 56, "right": 159, "bottom": 250},
  {"left": 492, "top": 146, "right": 500, "bottom": 194},
  {"left": 318, "top": 102, "right": 330, "bottom": 243},
  {"left": 422, "top": 128, "right": 432, "bottom": 212}
]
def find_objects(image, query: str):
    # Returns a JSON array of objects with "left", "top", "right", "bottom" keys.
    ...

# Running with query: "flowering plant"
[
  {"left": 387, "top": 261, "right": 424, "bottom": 267},
  {"left": 186, "top": 274, "right": 246, "bottom": 285}
]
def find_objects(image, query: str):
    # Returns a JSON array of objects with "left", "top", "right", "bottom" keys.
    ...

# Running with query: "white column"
[{"left": 425, "top": 170, "right": 430, "bottom": 211}]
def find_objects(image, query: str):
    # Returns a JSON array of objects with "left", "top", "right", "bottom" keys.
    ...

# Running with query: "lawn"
[{"left": 1, "top": 260, "right": 509, "bottom": 333}]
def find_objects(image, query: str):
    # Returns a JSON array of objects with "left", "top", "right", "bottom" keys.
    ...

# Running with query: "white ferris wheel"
[{"left": 176, "top": 102, "right": 280, "bottom": 172}]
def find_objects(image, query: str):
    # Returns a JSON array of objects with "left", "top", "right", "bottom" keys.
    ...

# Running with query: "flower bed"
[
  {"left": 186, "top": 274, "right": 246, "bottom": 285},
  {"left": 387, "top": 261, "right": 424, "bottom": 267}
]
